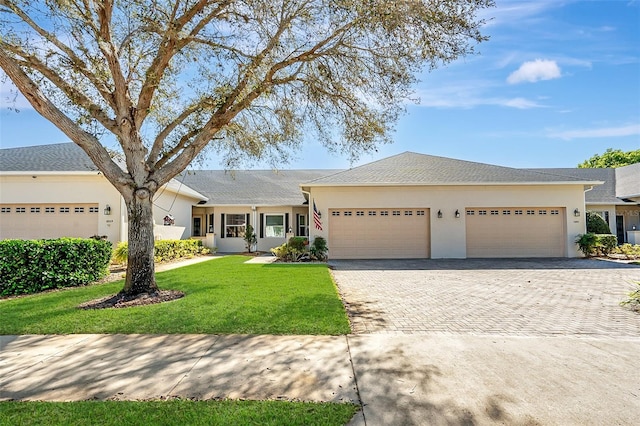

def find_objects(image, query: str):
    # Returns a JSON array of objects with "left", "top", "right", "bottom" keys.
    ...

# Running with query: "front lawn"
[
  {"left": 0, "top": 256, "right": 350, "bottom": 335},
  {"left": 0, "top": 400, "right": 359, "bottom": 426}
]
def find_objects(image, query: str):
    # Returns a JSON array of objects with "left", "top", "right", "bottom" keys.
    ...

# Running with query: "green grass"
[
  {"left": 0, "top": 256, "right": 350, "bottom": 335},
  {"left": 0, "top": 400, "right": 359, "bottom": 426}
]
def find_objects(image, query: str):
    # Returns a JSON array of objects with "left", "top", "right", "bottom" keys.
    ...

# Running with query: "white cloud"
[
  {"left": 507, "top": 59, "right": 562, "bottom": 84},
  {"left": 414, "top": 80, "right": 545, "bottom": 109},
  {"left": 549, "top": 124, "right": 640, "bottom": 140}
]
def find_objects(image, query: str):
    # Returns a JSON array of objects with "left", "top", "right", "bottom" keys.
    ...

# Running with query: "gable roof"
[
  {"left": 0, "top": 142, "right": 99, "bottom": 172},
  {"left": 529, "top": 166, "right": 640, "bottom": 205},
  {"left": 0, "top": 143, "right": 207, "bottom": 201},
  {"left": 528, "top": 167, "right": 623, "bottom": 205},
  {"left": 180, "top": 170, "right": 341, "bottom": 206},
  {"left": 615, "top": 163, "right": 640, "bottom": 200},
  {"left": 303, "top": 152, "right": 598, "bottom": 187}
]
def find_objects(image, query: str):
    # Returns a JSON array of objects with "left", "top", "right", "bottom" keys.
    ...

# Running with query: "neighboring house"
[
  {"left": 2, "top": 143, "right": 639, "bottom": 258},
  {"left": 179, "top": 169, "right": 339, "bottom": 253},
  {"left": 0, "top": 143, "right": 206, "bottom": 243},
  {"left": 530, "top": 166, "right": 640, "bottom": 244}
]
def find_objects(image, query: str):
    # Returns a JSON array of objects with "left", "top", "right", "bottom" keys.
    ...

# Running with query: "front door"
[
  {"left": 193, "top": 216, "right": 202, "bottom": 237},
  {"left": 616, "top": 215, "right": 625, "bottom": 244}
]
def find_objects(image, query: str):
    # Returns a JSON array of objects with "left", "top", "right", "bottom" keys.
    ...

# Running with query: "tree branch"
[{"left": 0, "top": 48, "right": 130, "bottom": 189}]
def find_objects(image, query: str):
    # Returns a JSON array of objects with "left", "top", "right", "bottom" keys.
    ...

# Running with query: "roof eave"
[
  {"left": 302, "top": 180, "right": 604, "bottom": 188},
  {"left": 0, "top": 170, "right": 100, "bottom": 176}
]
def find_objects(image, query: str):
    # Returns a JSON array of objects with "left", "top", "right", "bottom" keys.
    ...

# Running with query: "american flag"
[{"left": 313, "top": 201, "right": 323, "bottom": 231}]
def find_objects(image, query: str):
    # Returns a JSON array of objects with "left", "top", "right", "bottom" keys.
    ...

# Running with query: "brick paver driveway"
[{"left": 330, "top": 258, "right": 640, "bottom": 338}]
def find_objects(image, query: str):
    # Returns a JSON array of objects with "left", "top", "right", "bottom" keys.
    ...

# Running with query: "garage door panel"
[
  {"left": 466, "top": 208, "right": 565, "bottom": 258},
  {"left": 329, "top": 209, "right": 429, "bottom": 259},
  {"left": 0, "top": 203, "right": 99, "bottom": 240}
]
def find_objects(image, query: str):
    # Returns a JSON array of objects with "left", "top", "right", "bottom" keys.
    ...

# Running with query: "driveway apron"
[{"left": 332, "top": 258, "right": 640, "bottom": 426}]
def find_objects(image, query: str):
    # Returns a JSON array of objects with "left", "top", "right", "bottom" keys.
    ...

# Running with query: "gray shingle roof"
[
  {"left": 529, "top": 167, "right": 640, "bottom": 205},
  {"left": 0, "top": 142, "right": 98, "bottom": 172},
  {"left": 615, "top": 163, "right": 640, "bottom": 199},
  {"left": 304, "top": 152, "right": 594, "bottom": 186},
  {"left": 528, "top": 167, "right": 625, "bottom": 204},
  {"left": 180, "top": 170, "right": 341, "bottom": 206}
]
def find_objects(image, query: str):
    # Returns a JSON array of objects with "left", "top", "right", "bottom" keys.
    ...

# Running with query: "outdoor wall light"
[
  {"left": 104, "top": 205, "right": 111, "bottom": 215},
  {"left": 437, "top": 210, "right": 442, "bottom": 218},
  {"left": 573, "top": 208, "right": 580, "bottom": 217},
  {"left": 455, "top": 209, "right": 461, "bottom": 218}
]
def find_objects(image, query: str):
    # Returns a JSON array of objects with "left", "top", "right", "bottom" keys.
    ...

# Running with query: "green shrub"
[
  {"left": 270, "top": 242, "right": 305, "bottom": 262},
  {"left": 0, "top": 238, "right": 112, "bottom": 296},
  {"left": 112, "top": 239, "right": 209, "bottom": 264},
  {"left": 288, "top": 236, "right": 307, "bottom": 251},
  {"left": 613, "top": 243, "right": 640, "bottom": 259},
  {"left": 594, "top": 234, "right": 617, "bottom": 256},
  {"left": 310, "top": 236, "right": 328, "bottom": 261},
  {"left": 586, "top": 211, "right": 611, "bottom": 234},
  {"left": 576, "top": 233, "right": 597, "bottom": 257},
  {"left": 576, "top": 233, "right": 618, "bottom": 257}
]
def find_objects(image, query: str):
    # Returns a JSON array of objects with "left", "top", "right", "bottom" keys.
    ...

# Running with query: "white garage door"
[
  {"left": 0, "top": 203, "right": 99, "bottom": 240},
  {"left": 466, "top": 207, "right": 566, "bottom": 258},
  {"left": 329, "top": 208, "right": 430, "bottom": 259}
]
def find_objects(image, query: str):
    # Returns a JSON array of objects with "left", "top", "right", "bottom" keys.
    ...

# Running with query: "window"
[
  {"left": 368, "top": 211, "right": 376, "bottom": 216},
  {"left": 478, "top": 210, "right": 487, "bottom": 215},
  {"left": 332, "top": 211, "right": 340, "bottom": 216},
  {"left": 356, "top": 211, "right": 364, "bottom": 216},
  {"left": 225, "top": 214, "right": 246, "bottom": 237},
  {"left": 526, "top": 210, "right": 535, "bottom": 215},
  {"left": 1, "top": 207, "right": 10, "bottom": 213},
  {"left": 551, "top": 210, "right": 559, "bottom": 215},
  {"left": 392, "top": 210, "right": 400, "bottom": 216},
  {"left": 467, "top": 210, "right": 475, "bottom": 215},
  {"left": 344, "top": 211, "right": 352, "bottom": 216},
  {"left": 404, "top": 210, "right": 412, "bottom": 216},
  {"left": 208, "top": 213, "right": 215, "bottom": 233},
  {"left": 539, "top": 210, "right": 547, "bottom": 215},
  {"left": 380, "top": 211, "right": 388, "bottom": 216},
  {"left": 89, "top": 207, "right": 99, "bottom": 213},
  {"left": 75, "top": 207, "right": 85, "bottom": 213},
  {"left": 16, "top": 207, "right": 26, "bottom": 213},
  {"left": 265, "top": 214, "right": 285, "bottom": 238},
  {"left": 60, "top": 207, "right": 69, "bottom": 213},
  {"left": 416, "top": 210, "right": 425, "bottom": 216},
  {"left": 502, "top": 210, "right": 511, "bottom": 215},
  {"left": 31, "top": 207, "right": 41, "bottom": 213},
  {"left": 490, "top": 210, "right": 499, "bottom": 215},
  {"left": 515, "top": 210, "right": 523, "bottom": 215}
]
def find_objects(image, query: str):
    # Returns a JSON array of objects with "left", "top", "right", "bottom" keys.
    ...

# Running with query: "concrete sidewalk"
[{"left": 2, "top": 334, "right": 639, "bottom": 425}]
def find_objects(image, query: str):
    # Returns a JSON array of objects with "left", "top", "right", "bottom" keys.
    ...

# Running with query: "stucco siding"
[{"left": 309, "top": 184, "right": 586, "bottom": 258}]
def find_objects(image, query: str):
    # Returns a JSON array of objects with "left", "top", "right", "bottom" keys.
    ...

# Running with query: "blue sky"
[{"left": 1, "top": 0, "right": 639, "bottom": 170}]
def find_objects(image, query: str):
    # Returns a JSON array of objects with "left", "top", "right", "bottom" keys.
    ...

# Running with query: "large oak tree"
[{"left": 0, "top": 0, "right": 492, "bottom": 295}]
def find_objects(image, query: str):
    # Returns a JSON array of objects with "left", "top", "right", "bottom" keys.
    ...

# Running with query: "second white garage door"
[
  {"left": 329, "top": 208, "right": 430, "bottom": 259},
  {"left": 466, "top": 207, "right": 566, "bottom": 258}
]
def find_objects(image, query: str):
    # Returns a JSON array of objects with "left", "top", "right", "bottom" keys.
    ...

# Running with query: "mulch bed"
[{"left": 77, "top": 290, "right": 185, "bottom": 310}]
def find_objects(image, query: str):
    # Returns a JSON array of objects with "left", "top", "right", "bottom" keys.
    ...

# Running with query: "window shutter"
[
  {"left": 259, "top": 213, "right": 264, "bottom": 238},
  {"left": 220, "top": 214, "right": 225, "bottom": 238},
  {"left": 295, "top": 214, "right": 300, "bottom": 236},
  {"left": 285, "top": 213, "right": 289, "bottom": 233},
  {"left": 246, "top": 213, "right": 250, "bottom": 230}
]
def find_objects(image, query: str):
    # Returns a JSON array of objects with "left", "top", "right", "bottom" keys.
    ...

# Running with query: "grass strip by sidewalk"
[
  {"left": 0, "top": 400, "right": 359, "bottom": 426},
  {"left": 0, "top": 256, "right": 350, "bottom": 335}
]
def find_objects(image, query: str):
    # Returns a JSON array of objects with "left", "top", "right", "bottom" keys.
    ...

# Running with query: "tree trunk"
[{"left": 122, "top": 187, "right": 158, "bottom": 295}]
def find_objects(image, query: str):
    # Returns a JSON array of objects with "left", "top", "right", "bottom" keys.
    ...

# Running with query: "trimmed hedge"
[
  {"left": 0, "top": 238, "right": 112, "bottom": 296},
  {"left": 112, "top": 239, "right": 208, "bottom": 264},
  {"left": 575, "top": 233, "right": 617, "bottom": 257}
]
